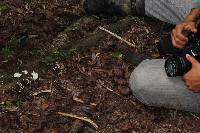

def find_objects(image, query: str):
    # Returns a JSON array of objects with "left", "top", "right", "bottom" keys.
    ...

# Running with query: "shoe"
[
  {"left": 135, "top": 0, "right": 145, "bottom": 15},
  {"left": 82, "top": 0, "right": 145, "bottom": 16},
  {"left": 123, "top": 51, "right": 150, "bottom": 66}
]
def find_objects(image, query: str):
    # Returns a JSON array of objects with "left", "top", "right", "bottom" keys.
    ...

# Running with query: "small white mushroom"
[
  {"left": 14, "top": 73, "right": 22, "bottom": 78},
  {"left": 31, "top": 71, "right": 39, "bottom": 80},
  {"left": 22, "top": 70, "right": 28, "bottom": 75}
]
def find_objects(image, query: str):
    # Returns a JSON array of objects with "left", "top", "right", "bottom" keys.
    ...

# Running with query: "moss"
[
  {"left": 41, "top": 48, "right": 77, "bottom": 66},
  {"left": 112, "top": 51, "right": 123, "bottom": 59},
  {"left": 0, "top": 4, "right": 9, "bottom": 14}
]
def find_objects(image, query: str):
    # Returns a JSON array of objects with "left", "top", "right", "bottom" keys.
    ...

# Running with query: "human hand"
[
  {"left": 171, "top": 21, "right": 197, "bottom": 49},
  {"left": 183, "top": 54, "right": 200, "bottom": 93}
]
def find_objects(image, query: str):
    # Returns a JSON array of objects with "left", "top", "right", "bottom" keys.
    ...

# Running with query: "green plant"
[
  {"left": 8, "top": 36, "right": 19, "bottom": 46},
  {"left": 58, "top": 47, "right": 77, "bottom": 59},
  {"left": 112, "top": 51, "right": 123, "bottom": 59},
  {"left": 0, "top": 4, "right": 9, "bottom": 14},
  {"left": 1, "top": 45, "right": 13, "bottom": 57},
  {"left": 41, "top": 47, "right": 77, "bottom": 66},
  {"left": 131, "top": 16, "right": 140, "bottom": 22},
  {"left": 42, "top": 55, "right": 56, "bottom": 66},
  {"left": 16, "top": 100, "right": 23, "bottom": 108},
  {"left": 1, "top": 35, "right": 27, "bottom": 57}
]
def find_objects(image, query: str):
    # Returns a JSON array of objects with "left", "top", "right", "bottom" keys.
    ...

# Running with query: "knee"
[
  {"left": 129, "top": 59, "right": 167, "bottom": 106},
  {"left": 129, "top": 66, "right": 145, "bottom": 93},
  {"left": 129, "top": 65, "right": 151, "bottom": 105}
]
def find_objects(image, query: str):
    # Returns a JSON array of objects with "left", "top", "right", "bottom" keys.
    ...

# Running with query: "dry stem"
[
  {"left": 99, "top": 26, "right": 136, "bottom": 47},
  {"left": 57, "top": 112, "right": 98, "bottom": 129}
]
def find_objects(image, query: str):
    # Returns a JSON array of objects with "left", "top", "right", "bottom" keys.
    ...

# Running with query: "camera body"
[
  {"left": 158, "top": 16, "right": 200, "bottom": 77},
  {"left": 164, "top": 35, "right": 200, "bottom": 77}
]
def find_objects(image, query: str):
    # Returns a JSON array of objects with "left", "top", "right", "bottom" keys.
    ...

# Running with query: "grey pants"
[
  {"left": 145, "top": 0, "right": 195, "bottom": 24},
  {"left": 130, "top": 0, "right": 200, "bottom": 113}
]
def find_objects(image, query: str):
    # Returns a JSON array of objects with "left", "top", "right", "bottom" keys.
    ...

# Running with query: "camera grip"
[{"left": 158, "top": 36, "right": 184, "bottom": 57}]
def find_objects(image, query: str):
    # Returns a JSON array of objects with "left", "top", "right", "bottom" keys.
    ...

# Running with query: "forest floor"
[{"left": 1, "top": 0, "right": 200, "bottom": 133}]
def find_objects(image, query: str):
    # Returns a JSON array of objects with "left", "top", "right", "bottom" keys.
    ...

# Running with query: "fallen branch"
[
  {"left": 99, "top": 26, "right": 136, "bottom": 47},
  {"left": 57, "top": 112, "right": 98, "bottom": 129}
]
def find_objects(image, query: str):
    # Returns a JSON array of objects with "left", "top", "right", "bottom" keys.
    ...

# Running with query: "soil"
[{"left": 1, "top": 0, "right": 200, "bottom": 133}]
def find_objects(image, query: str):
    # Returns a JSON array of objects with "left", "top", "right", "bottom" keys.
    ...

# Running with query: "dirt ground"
[{"left": 1, "top": 0, "right": 200, "bottom": 133}]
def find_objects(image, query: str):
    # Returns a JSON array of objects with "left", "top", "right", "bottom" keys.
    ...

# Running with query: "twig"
[
  {"left": 32, "top": 90, "right": 52, "bottom": 96},
  {"left": 73, "top": 95, "right": 84, "bottom": 103},
  {"left": 99, "top": 26, "right": 136, "bottom": 47},
  {"left": 97, "top": 80, "right": 118, "bottom": 94},
  {"left": 64, "top": 9, "right": 81, "bottom": 16},
  {"left": 57, "top": 112, "right": 98, "bottom": 129},
  {"left": 97, "top": 80, "right": 136, "bottom": 106},
  {"left": 50, "top": 79, "right": 53, "bottom": 96},
  {"left": 190, "top": 113, "right": 200, "bottom": 120}
]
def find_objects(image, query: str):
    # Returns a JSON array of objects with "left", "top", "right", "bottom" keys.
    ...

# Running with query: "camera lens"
[{"left": 165, "top": 56, "right": 191, "bottom": 77}]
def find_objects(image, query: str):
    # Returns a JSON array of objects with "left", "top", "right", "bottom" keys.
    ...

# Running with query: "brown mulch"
[{"left": 0, "top": 0, "right": 200, "bottom": 133}]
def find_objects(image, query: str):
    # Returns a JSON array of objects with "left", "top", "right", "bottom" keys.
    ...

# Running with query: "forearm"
[{"left": 185, "top": 9, "right": 200, "bottom": 22}]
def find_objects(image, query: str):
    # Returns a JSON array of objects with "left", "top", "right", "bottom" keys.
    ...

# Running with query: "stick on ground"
[
  {"left": 99, "top": 26, "right": 136, "bottom": 47},
  {"left": 57, "top": 112, "right": 98, "bottom": 129}
]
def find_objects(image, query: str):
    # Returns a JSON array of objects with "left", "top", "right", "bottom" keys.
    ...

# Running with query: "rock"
[{"left": 119, "top": 86, "right": 131, "bottom": 96}]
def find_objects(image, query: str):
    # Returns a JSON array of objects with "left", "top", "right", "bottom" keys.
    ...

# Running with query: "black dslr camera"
[{"left": 158, "top": 20, "right": 200, "bottom": 77}]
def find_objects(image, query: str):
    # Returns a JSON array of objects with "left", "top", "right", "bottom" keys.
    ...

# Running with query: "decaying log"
[
  {"left": 53, "top": 16, "right": 99, "bottom": 48},
  {"left": 59, "top": 17, "right": 135, "bottom": 51}
]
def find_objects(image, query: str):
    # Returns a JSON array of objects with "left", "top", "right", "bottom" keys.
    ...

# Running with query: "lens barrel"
[{"left": 165, "top": 56, "right": 192, "bottom": 77}]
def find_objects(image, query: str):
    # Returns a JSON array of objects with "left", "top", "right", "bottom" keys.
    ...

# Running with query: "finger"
[
  {"left": 171, "top": 35, "right": 183, "bottom": 48},
  {"left": 186, "top": 83, "right": 193, "bottom": 91},
  {"left": 193, "top": 90, "right": 199, "bottom": 93},
  {"left": 177, "top": 33, "right": 188, "bottom": 42},
  {"left": 174, "top": 37, "right": 186, "bottom": 48},
  {"left": 192, "top": 28, "right": 197, "bottom": 33},
  {"left": 182, "top": 75, "right": 187, "bottom": 81},
  {"left": 189, "top": 27, "right": 197, "bottom": 33},
  {"left": 186, "top": 54, "right": 199, "bottom": 66},
  {"left": 185, "top": 27, "right": 197, "bottom": 34},
  {"left": 190, "top": 87, "right": 199, "bottom": 93},
  {"left": 171, "top": 31, "right": 183, "bottom": 48},
  {"left": 172, "top": 28, "right": 188, "bottom": 48},
  {"left": 185, "top": 25, "right": 197, "bottom": 33},
  {"left": 171, "top": 32, "right": 177, "bottom": 47},
  {"left": 176, "top": 28, "right": 188, "bottom": 41},
  {"left": 192, "top": 86, "right": 200, "bottom": 93},
  {"left": 185, "top": 81, "right": 191, "bottom": 90}
]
